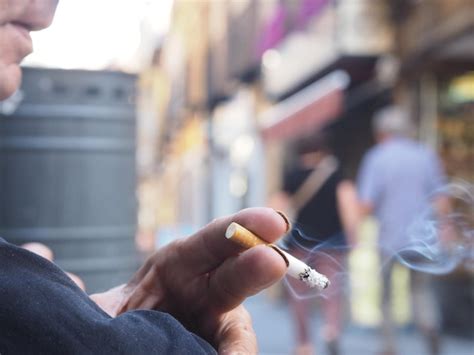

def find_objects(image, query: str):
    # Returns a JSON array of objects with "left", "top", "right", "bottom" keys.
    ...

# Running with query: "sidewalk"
[{"left": 244, "top": 292, "right": 474, "bottom": 355}]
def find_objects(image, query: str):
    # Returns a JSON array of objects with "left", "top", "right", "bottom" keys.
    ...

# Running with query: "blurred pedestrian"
[
  {"left": 21, "top": 242, "right": 86, "bottom": 290},
  {"left": 357, "top": 106, "right": 450, "bottom": 355},
  {"left": 273, "top": 133, "right": 357, "bottom": 355}
]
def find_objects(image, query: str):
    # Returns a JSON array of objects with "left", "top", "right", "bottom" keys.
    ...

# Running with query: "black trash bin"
[{"left": 0, "top": 67, "right": 139, "bottom": 293}]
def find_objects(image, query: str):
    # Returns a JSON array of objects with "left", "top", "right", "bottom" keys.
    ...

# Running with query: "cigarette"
[{"left": 225, "top": 222, "right": 330, "bottom": 290}]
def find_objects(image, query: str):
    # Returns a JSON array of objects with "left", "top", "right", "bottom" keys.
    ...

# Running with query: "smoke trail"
[
  {"left": 278, "top": 182, "right": 473, "bottom": 300},
  {"left": 394, "top": 182, "right": 473, "bottom": 274}
]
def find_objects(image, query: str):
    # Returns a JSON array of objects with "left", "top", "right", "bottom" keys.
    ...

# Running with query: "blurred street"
[
  {"left": 245, "top": 291, "right": 474, "bottom": 355},
  {"left": 1, "top": 0, "right": 472, "bottom": 353}
]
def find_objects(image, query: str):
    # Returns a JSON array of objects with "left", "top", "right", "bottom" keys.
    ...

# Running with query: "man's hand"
[{"left": 91, "top": 208, "right": 288, "bottom": 353}]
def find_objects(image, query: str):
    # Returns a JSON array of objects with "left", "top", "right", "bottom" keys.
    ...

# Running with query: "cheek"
[{"left": 0, "top": 63, "right": 22, "bottom": 100}]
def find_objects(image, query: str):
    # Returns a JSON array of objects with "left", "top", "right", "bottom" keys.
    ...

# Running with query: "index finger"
[{"left": 177, "top": 207, "right": 289, "bottom": 275}]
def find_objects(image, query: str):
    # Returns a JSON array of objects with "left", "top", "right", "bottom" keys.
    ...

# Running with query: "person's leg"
[
  {"left": 313, "top": 251, "right": 346, "bottom": 355},
  {"left": 286, "top": 248, "right": 315, "bottom": 355},
  {"left": 411, "top": 270, "right": 441, "bottom": 355},
  {"left": 380, "top": 257, "right": 396, "bottom": 354},
  {"left": 288, "top": 292, "right": 313, "bottom": 354}
]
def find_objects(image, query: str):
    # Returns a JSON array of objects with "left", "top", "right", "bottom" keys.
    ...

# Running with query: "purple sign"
[{"left": 257, "top": 0, "right": 330, "bottom": 56}]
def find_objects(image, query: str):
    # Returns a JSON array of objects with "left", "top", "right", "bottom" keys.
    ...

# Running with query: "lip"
[
  {"left": 10, "top": 22, "right": 32, "bottom": 42},
  {"left": 6, "top": 22, "right": 33, "bottom": 60}
]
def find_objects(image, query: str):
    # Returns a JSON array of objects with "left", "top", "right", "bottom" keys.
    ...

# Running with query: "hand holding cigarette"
[
  {"left": 92, "top": 208, "right": 292, "bottom": 354},
  {"left": 225, "top": 222, "right": 330, "bottom": 290}
]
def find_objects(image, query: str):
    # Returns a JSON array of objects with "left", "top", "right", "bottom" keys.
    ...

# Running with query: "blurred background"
[{"left": 0, "top": 0, "right": 473, "bottom": 354}]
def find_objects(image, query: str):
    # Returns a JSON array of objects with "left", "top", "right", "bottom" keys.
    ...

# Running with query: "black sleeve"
[{"left": 0, "top": 238, "right": 216, "bottom": 355}]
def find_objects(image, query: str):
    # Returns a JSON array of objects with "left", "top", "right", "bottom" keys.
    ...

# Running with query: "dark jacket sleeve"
[{"left": 0, "top": 238, "right": 216, "bottom": 355}]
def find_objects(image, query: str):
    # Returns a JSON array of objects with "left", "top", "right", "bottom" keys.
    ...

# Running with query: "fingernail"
[
  {"left": 275, "top": 210, "right": 291, "bottom": 232},
  {"left": 268, "top": 244, "right": 289, "bottom": 267}
]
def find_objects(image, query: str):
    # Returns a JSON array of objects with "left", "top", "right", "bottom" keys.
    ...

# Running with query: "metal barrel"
[{"left": 0, "top": 67, "right": 139, "bottom": 293}]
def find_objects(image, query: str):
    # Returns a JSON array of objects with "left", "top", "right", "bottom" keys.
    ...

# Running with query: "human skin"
[
  {"left": 1, "top": 2, "right": 289, "bottom": 352},
  {"left": 91, "top": 208, "right": 288, "bottom": 353},
  {"left": 0, "top": 0, "right": 58, "bottom": 99}
]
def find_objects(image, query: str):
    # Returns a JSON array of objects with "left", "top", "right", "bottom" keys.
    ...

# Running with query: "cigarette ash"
[{"left": 299, "top": 267, "right": 330, "bottom": 289}]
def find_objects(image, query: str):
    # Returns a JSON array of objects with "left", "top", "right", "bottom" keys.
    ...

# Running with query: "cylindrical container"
[{"left": 0, "top": 67, "right": 138, "bottom": 293}]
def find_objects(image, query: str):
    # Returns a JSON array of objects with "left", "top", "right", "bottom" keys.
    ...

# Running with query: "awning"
[{"left": 260, "top": 70, "right": 350, "bottom": 141}]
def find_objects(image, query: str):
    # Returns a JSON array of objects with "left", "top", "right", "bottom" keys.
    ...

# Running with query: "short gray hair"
[{"left": 373, "top": 106, "right": 413, "bottom": 137}]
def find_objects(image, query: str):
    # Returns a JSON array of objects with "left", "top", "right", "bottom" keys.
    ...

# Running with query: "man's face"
[{"left": 0, "top": 0, "right": 58, "bottom": 100}]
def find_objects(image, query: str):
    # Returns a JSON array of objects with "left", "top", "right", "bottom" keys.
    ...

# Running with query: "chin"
[{"left": 0, "top": 64, "right": 22, "bottom": 100}]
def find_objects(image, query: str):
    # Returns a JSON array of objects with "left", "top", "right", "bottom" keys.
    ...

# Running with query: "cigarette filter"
[{"left": 225, "top": 222, "right": 330, "bottom": 290}]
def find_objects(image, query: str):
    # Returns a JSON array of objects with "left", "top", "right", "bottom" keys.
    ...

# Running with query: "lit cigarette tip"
[
  {"left": 301, "top": 267, "right": 330, "bottom": 289},
  {"left": 225, "top": 222, "right": 330, "bottom": 290}
]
